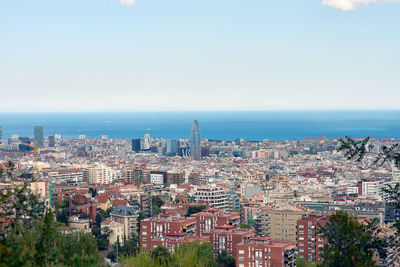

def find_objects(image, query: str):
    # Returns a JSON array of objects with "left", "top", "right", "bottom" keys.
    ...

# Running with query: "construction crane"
[{"left": 20, "top": 142, "right": 43, "bottom": 180}]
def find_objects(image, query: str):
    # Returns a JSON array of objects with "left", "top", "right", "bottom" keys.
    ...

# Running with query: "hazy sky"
[{"left": 1, "top": 0, "right": 399, "bottom": 112}]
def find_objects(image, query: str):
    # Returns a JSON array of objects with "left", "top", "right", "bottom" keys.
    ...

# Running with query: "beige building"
[
  {"left": 110, "top": 206, "right": 139, "bottom": 238},
  {"left": 256, "top": 205, "right": 309, "bottom": 242},
  {"left": 68, "top": 216, "right": 90, "bottom": 233},
  {"left": 101, "top": 219, "right": 124, "bottom": 245}
]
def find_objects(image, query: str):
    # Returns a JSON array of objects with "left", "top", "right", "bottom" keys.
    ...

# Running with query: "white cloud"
[
  {"left": 322, "top": 0, "right": 400, "bottom": 11},
  {"left": 119, "top": 0, "right": 135, "bottom": 6},
  {"left": 101, "top": 1, "right": 108, "bottom": 6}
]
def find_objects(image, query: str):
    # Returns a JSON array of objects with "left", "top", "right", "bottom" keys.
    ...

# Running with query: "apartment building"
[
  {"left": 236, "top": 236, "right": 296, "bottom": 267},
  {"left": 140, "top": 214, "right": 197, "bottom": 250},
  {"left": 194, "top": 185, "right": 231, "bottom": 211},
  {"left": 46, "top": 168, "right": 85, "bottom": 184},
  {"left": 191, "top": 208, "right": 240, "bottom": 236},
  {"left": 296, "top": 213, "right": 328, "bottom": 262},
  {"left": 110, "top": 205, "right": 139, "bottom": 238},
  {"left": 255, "top": 205, "right": 308, "bottom": 242},
  {"left": 202, "top": 225, "right": 254, "bottom": 258}
]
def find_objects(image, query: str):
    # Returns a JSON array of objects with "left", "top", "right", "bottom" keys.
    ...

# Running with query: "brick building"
[
  {"left": 296, "top": 213, "right": 328, "bottom": 263},
  {"left": 202, "top": 225, "right": 254, "bottom": 258},
  {"left": 140, "top": 214, "right": 197, "bottom": 250},
  {"left": 236, "top": 236, "right": 296, "bottom": 267},
  {"left": 191, "top": 209, "right": 240, "bottom": 236}
]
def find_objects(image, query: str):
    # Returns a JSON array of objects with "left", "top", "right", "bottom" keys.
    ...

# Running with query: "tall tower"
[
  {"left": 34, "top": 126, "right": 43, "bottom": 147},
  {"left": 190, "top": 120, "right": 201, "bottom": 159},
  {"left": 143, "top": 133, "right": 151, "bottom": 150}
]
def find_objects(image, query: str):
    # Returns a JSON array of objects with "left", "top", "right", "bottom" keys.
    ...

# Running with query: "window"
[
  {"left": 299, "top": 242, "right": 304, "bottom": 246},
  {"left": 142, "top": 238, "right": 147, "bottom": 241},
  {"left": 299, "top": 231, "right": 304, "bottom": 234},
  {"left": 239, "top": 257, "right": 245, "bottom": 261},
  {"left": 239, "top": 250, "right": 244, "bottom": 255},
  {"left": 239, "top": 264, "right": 245, "bottom": 267},
  {"left": 299, "top": 225, "right": 304, "bottom": 228},
  {"left": 142, "top": 232, "right": 147, "bottom": 235},
  {"left": 299, "top": 249, "right": 304, "bottom": 252},
  {"left": 142, "top": 226, "right": 147, "bottom": 229},
  {"left": 299, "top": 237, "right": 304, "bottom": 240}
]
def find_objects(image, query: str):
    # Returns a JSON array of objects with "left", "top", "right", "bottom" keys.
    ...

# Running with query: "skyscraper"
[
  {"left": 166, "top": 139, "right": 178, "bottom": 156},
  {"left": 132, "top": 139, "right": 141, "bottom": 153},
  {"left": 34, "top": 126, "right": 43, "bottom": 147},
  {"left": 48, "top": 135, "right": 55, "bottom": 148},
  {"left": 143, "top": 134, "right": 151, "bottom": 150},
  {"left": 0, "top": 127, "right": 2, "bottom": 139},
  {"left": 190, "top": 120, "right": 201, "bottom": 159}
]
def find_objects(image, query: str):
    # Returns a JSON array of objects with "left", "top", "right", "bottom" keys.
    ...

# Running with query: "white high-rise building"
[
  {"left": 79, "top": 134, "right": 86, "bottom": 140},
  {"left": 392, "top": 165, "right": 400, "bottom": 182},
  {"left": 194, "top": 185, "right": 230, "bottom": 211},
  {"left": 11, "top": 134, "right": 19, "bottom": 141},
  {"left": 143, "top": 134, "right": 150, "bottom": 150},
  {"left": 54, "top": 134, "right": 63, "bottom": 142},
  {"left": 87, "top": 164, "right": 116, "bottom": 184}
]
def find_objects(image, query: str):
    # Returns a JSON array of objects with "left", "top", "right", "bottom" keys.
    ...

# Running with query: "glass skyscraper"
[
  {"left": 34, "top": 126, "right": 44, "bottom": 147},
  {"left": 190, "top": 120, "right": 201, "bottom": 159}
]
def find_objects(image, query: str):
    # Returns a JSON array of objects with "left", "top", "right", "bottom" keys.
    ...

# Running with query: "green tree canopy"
[
  {"left": 0, "top": 182, "right": 105, "bottom": 266},
  {"left": 186, "top": 205, "right": 207, "bottom": 217},
  {"left": 318, "top": 211, "right": 385, "bottom": 267},
  {"left": 216, "top": 250, "right": 236, "bottom": 267},
  {"left": 121, "top": 240, "right": 217, "bottom": 267}
]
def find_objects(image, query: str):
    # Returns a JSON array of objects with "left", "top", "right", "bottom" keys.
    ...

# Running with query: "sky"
[{"left": 1, "top": 0, "right": 399, "bottom": 112}]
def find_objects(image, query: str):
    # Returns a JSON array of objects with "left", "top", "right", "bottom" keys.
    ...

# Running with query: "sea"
[{"left": 0, "top": 110, "right": 399, "bottom": 141}]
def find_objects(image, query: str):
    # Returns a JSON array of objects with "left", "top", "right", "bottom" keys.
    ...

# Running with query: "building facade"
[{"left": 190, "top": 120, "right": 201, "bottom": 159}]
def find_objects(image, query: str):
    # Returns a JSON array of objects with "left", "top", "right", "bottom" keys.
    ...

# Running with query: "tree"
[
  {"left": 107, "top": 233, "right": 140, "bottom": 262},
  {"left": 150, "top": 246, "right": 172, "bottom": 266},
  {"left": 174, "top": 241, "right": 217, "bottom": 267},
  {"left": 100, "top": 206, "right": 113, "bottom": 219},
  {"left": 152, "top": 196, "right": 164, "bottom": 215},
  {"left": 337, "top": 137, "right": 400, "bottom": 241},
  {"left": 216, "top": 250, "right": 236, "bottom": 267},
  {"left": 95, "top": 212, "right": 103, "bottom": 227},
  {"left": 55, "top": 199, "right": 69, "bottom": 225},
  {"left": 91, "top": 225, "right": 101, "bottom": 238},
  {"left": 186, "top": 205, "right": 207, "bottom": 217},
  {"left": 121, "top": 241, "right": 217, "bottom": 267},
  {"left": 88, "top": 188, "right": 98, "bottom": 197},
  {"left": 0, "top": 182, "right": 105, "bottom": 266},
  {"left": 318, "top": 211, "right": 385, "bottom": 267},
  {"left": 239, "top": 223, "right": 248, "bottom": 229}
]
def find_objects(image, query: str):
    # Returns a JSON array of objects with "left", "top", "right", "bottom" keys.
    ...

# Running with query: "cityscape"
[
  {"left": 1, "top": 119, "right": 400, "bottom": 266},
  {"left": 2, "top": 0, "right": 400, "bottom": 267}
]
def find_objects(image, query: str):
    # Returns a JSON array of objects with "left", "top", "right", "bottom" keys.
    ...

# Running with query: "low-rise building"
[
  {"left": 101, "top": 219, "right": 124, "bottom": 245},
  {"left": 110, "top": 205, "right": 139, "bottom": 238}
]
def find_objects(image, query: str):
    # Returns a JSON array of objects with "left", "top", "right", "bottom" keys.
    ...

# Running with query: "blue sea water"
[{"left": 0, "top": 111, "right": 399, "bottom": 141}]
